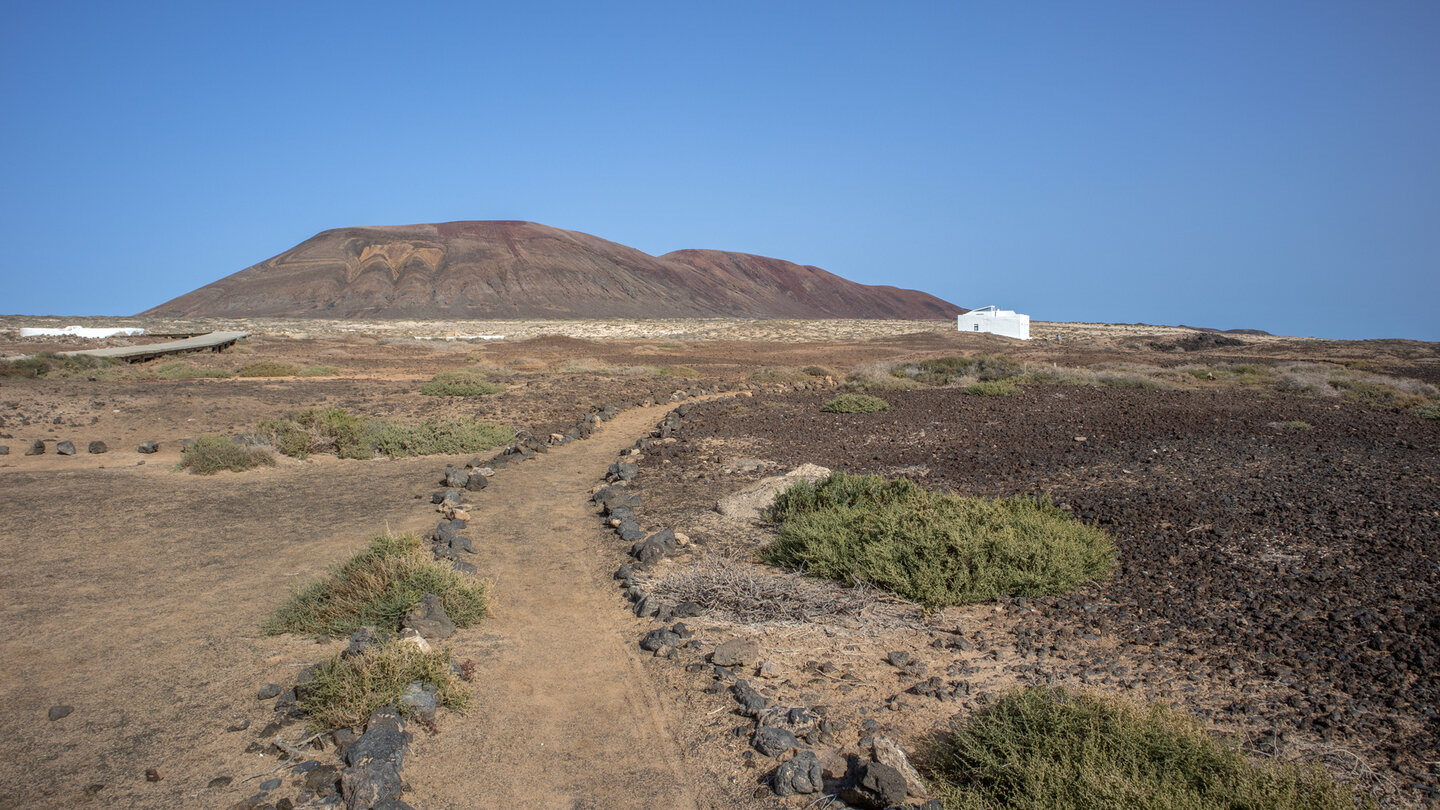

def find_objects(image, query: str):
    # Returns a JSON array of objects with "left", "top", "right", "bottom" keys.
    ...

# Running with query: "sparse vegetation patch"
[
  {"left": 156, "top": 361, "right": 233, "bottom": 380},
  {"left": 264, "top": 533, "right": 488, "bottom": 638},
  {"left": 236, "top": 360, "right": 299, "bottom": 377},
  {"left": 178, "top": 435, "right": 275, "bottom": 474},
  {"left": 822, "top": 393, "right": 890, "bottom": 413},
  {"left": 300, "top": 639, "right": 470, "bottom": 731},
  {"left": 762, "top": 473, "right": 1115, "bottom": 607},
  {"left": 255, "top": 408, "right": 514, "bottom": 459},
  {"left": 965, "top": 380, "right": 1018, "bottom": 396},
  {"left": 419, "top": 368, "right": 506, "bottom": 396},
  {"left": 931, "top": 686, "right": 1369, "bottom": 810}
]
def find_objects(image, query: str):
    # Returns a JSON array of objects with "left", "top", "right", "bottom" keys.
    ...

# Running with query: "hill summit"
[{"left": 141, "top": 221, "right": 963, "bottom": 319}]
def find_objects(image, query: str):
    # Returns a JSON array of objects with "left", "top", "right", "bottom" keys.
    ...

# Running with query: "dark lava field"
[{"left": 641, "top": 385, "right": 1440, "bottom": 800}]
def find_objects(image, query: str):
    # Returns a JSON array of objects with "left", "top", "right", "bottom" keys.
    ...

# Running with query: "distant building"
[{"left": 957, "top": 306, "right": 1030, "bottom": 340}]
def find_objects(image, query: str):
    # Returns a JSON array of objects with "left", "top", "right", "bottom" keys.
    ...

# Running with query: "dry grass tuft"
[{"left": 634, "top": 554, "right": 894, "bottom": 625}]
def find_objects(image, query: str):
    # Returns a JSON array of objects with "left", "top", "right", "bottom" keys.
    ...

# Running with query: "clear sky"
[{"left": 2, "top": 2, "right": 1436, "bottom": 340}]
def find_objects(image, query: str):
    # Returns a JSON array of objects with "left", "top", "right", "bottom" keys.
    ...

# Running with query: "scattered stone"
[
  {"left": 450, "top": 559, "right": 477, "bottom": 575},
  {"left": 442, "top": 468, "right": 469, "bottom": 488},
  {"left": 226, "top": 718, "right": 250, "bottom": 732},
  {"left": 840, "top": 760, "right": 908, "bottom": 810},
  {"left": 341, "top": 761, "right": 402, "bottom": 809},
  {"left": 208, "top": 776, "right": 233, "bottom": 789},
  {"left": 630, "top": 529, "right": 677, "bottom": 564},
  {"left": 464, "top": 472, "right": 488, "bottom": 491},
  {"left": 712, "top": 638, "right": 760, "bottom": 667},
  {"left": 772, "top": 749, "right": 823, "bottom": 796},
  {"left": 55, "top": 440, "right": 75, "bottom": 455},
  {"left": 344, "top": 627, "right": 379, "bottom": 658},
  {"left": 0, "top": 446, "right": 8, "bottom": 455},
  {"left": 304, "top": 764, "right": 341, "bottom": 796},
  {"left": 448, "top": 536, "right": 474, "bottom": 554},
  {"left": 48, "top": 705, "right": 73, "bottom": 721},
  {"left": 751, "top": 726, "right": 801, "bottom": 757},
  {"left": 145, "top": 768, "right": 161, "bottom": 782},
  {"left": 673, "top": 600, "right": 704, "bottom": 618},
  {"left": 398, "top": 682, "right": 439, "bottom": 724},
  {"left": 757, "top": 705, "right": 820, "bottom": 738},
  {"left": 396, "top": 628, "right": 430, "bottom": 652},
  {"left": 614, "top": 564, "right": 634, "bottom": 580},
  {"left": 347, "top": 724, "right": 408, "bottom": 770},
  {"left": 871, "top": 736, "right": 928, "bottom": 797},
  {"left": 87, "top": 440, "right": 107, "bottom": 454},
  {"left": 137, "top": 441, "right": 158, "bottom": 454},
  {"left": 25, "top": 439, "right": 44, "bottom": 455},
  {"left": 259, "top": 777, "right": 282, "bottom": 791},
  {"left": 402, "top": 594, "right": 456, "bottom": 640},
  {"left": 640, "top": 627, "right": 683, "bottom": 652},
  {"left": 256, "top": 684, "right": 283, "bottom": 700},
  {"left": 434, "top": 519, "right": 465, "bottom": 542},
  {"left": 816, "top": 749, "right": 849, "bottom": 780},
  {"left": 731, "top": 680, "right": 771, "bottom": 717},
  {"left": 886, "top": 651, "right": 911, "bottom": 668},
  {"left": 616, "top": 519, "right": 646, "bottom": 542}
]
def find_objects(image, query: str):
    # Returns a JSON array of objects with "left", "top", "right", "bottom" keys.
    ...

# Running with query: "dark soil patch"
[{"left": 639, "top": 385, "right": 1440, "bottom": 799}]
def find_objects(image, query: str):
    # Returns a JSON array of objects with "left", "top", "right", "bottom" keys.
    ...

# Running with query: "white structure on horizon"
[
  {"left": 957, "top": 306, "right": 1030, "bottom": 340},
  {"left": 19, "top": 326, "right": 145, "bottom": 339}
]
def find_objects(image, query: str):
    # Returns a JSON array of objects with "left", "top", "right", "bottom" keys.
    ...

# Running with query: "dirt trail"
[{"left": 403, "top": 404, "right": 701, "bottom": 810}]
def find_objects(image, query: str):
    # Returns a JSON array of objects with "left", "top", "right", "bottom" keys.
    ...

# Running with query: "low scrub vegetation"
[
  {"left": 296, "top": 364, "right": 339, "bottom": 377},
  {"left": 301, "top": 639, "right": 470, "bottom": 731},
  {"left": 1415, "top": 403, "right": 1440, "bottom": 420},
  {"left": 763, "top": 473, "right": 1115, "bottom": 607},
  {"left": 419, "top": 368, "right": 507, "bottom": 396},
  {"left": 255, "top": 407, "right": 514, "bottom": 459},
  {"left": 749, "top": 366, "right": 810, "bottom": 384},
  {"left": 931, "top": 686, "right": 1369, "bottom": 810},
  {"left": 822, "top": 393, "right": 890, "bottom": 413},
  {"left": 965, "top": 380, "right": 1018, "bottom": 396},
  {"left": 0, "top": 352, "right": 119, "bottom": 380},
  {"left": 178, "top": 435, "right": 275, "bottom": 474},
  {"left": 155, "top": 361, "right": 233, "bottom": 380},
  {"left": 236, "top": 360, "right": 299, "bottom": 378},
  {"left": 264, "top": 533, "right": 488, "bottom": 638}
]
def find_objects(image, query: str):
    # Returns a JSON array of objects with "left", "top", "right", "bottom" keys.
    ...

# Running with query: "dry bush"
[
  {"left": 844, "top": 361, "right": 926, "bottom": 391},
  {"left": 549, "top": 357, "right": 610, "bottom": 373},
  {"left": 634, "top": 554, "right": 890, "bottom": 625}
]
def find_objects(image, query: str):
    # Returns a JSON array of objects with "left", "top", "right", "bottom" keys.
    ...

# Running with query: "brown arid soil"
[{"left": 0, "top": 317, "right": 1437, "bottom": 809}]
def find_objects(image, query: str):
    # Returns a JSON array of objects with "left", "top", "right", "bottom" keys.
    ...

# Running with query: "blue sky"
[{"left": 2, "top": 2, "right": 1436, "bottom": 340}]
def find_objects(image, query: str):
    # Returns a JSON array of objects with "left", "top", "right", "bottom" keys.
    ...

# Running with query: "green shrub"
[
  {"left": 966, "top": 380, "right": 1018, "bottom": 396},
  {"left": 300, "top": 639, "right": 471, "bottom": 731},
  {"left": 801, "top": 365, "right": 836, "bottom": 377},
  {"left": 0, "top": 353, "right": 119, "bottom": 379},
  {"left": 236, "top": 360, "right": 299, "bottom": 378},
  {"left": 931, "top": 686, "right": 1370, "bottom": 810},
  {"left": 749, "top": 366, "right": 808, "bottom": 384},
  {"left": 1282, "top": 420, "right": 1313, "bottom": 430},
  {"left": 369, "top": 418, "right": 514, "bottom": 457},
  {"left": 896, "top": 355, "right": 1024, "bottom": 386},
  {"left": 256, "top": 408, "right": 513, "bottom": 459},
  {"left": 264, "top": 533, "right": 488, "bottom": 638},
  {"left": 156, "top": 361, "right": 233, "bottom": 380},
  {"left": 419, "top": 369, "right": 506, "bottom": 396},
  {"left": 762, "top": 473, "right": 1115, "bottom": 607},
  {"left": 297, "top": 365, "right": 339, "bottom": 377},
  {"left": 1414, "top": 403, "right": 1440, "bottom": 420},
  {"left": 179, "top": 435, "right": 275, "bottom": 474},
  {"left": 822, "top": 393, "right": 891, "bottom": 414}
]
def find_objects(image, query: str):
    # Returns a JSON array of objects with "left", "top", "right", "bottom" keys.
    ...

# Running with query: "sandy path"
[{"left": 404, "top": 404, "right": 701, "bottom": 810}]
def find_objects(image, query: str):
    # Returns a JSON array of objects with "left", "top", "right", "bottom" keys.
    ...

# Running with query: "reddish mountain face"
[{"left": 141, "top": 221, "right": 964, "bottom": 319}]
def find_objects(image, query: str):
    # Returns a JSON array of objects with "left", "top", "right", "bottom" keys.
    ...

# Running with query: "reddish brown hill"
[{"left": 141, "top": 221, "right": 963, "bottom": 319}]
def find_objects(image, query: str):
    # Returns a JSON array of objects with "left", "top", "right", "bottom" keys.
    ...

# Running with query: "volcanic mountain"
[{"left": 141, "top": 221, "right": 963, "bottom": 319}]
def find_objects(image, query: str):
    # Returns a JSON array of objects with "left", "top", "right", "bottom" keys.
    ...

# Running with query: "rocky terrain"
[
  {"left": 0, "top": 319, "right": 1437, "bottom": 808},
  {"left": 140, "top": 221, "right": 964, "bottom": 320}
]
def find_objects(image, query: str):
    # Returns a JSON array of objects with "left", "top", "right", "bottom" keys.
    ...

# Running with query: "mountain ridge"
[{"left": 141, "top": 221, "right": 964, "bottom": 319}]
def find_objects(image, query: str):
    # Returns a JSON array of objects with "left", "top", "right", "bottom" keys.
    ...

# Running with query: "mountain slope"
[{"left": 142, "top": 221, "right": 963, "bottom": 319}]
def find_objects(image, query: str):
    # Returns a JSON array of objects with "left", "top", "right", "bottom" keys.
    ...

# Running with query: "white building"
[{"left": 957, "top": 306, "right": 1030, "bottom": 340}]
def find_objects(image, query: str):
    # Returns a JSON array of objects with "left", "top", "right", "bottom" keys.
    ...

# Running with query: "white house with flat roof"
[{"left": 958, "top": 306, "right": 1030, "bottom": 340}]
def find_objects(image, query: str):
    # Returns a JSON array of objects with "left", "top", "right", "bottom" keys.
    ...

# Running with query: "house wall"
[{"left": 956, "top": 309, "right": 1030, "bottom": 340}]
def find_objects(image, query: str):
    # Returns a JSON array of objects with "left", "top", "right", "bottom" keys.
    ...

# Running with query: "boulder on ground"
[
  {"left": 716, "top": 463, "right": 831, "bottom": 521},
  {"left": 137, "top": 441, "right": 158, "bottom": 454},
  {"left": 712, "top": 638, "right": 760, "bottom": 667},
  {"left": 752, "top": 726, "right": 800, "bottom": 758},
  {"left": 630, "top": 529, "right": 677, "bottom": 564},
  {"left": 840, "top": 760, "right": 908, "bottom": 810},
  {"left": 870, "top": 735, "right": 928, "bottom": 797},
  {"left": 25, "top": 439, "right": 45, "bottom": 456},
  {"left": 56, "top": 440, "right": 76, "bottom": 455},
  {"left": 402, "top": 594, "right": 455, "bottom": 640},
  {"left": 442, "top": 468, "right": 469, "bottom": 489},
  {"left": 87, "top": 440, "right": 107, "bottom": 454},
  {"left": 772, "top": 749, "right": 823, "bottom": 796}
]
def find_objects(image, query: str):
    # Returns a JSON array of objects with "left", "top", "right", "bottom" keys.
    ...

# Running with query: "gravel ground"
[{"left": 638, "top": 385, "right": 1440, "bottom": 803}]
